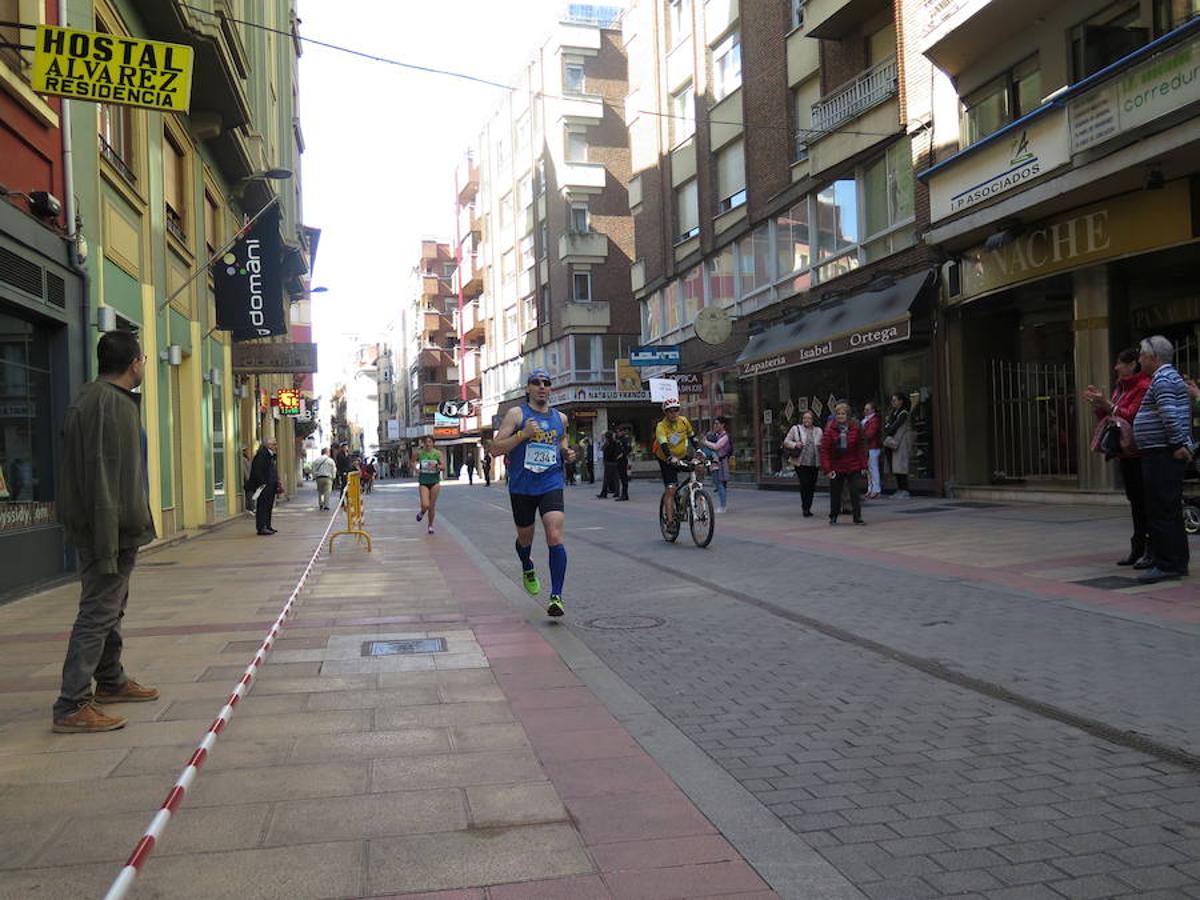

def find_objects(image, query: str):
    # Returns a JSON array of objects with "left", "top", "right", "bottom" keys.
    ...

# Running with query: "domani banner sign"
[
  {"left": 31, "top": 26, "right": 193, "bottom": 112},
  {"left": 739, "top": 320, "right": 912, "bottom": 378},
  {"left": 214, "top": 205, "right": 286, "bottom": 341}
]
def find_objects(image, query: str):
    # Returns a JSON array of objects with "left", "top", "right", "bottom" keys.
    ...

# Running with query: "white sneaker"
[
  {"left": 717, "top": 506, "right": 727, "bottom": 514},
  {"left": 895, "top": 490, "right": 910, "bottom": 499}
]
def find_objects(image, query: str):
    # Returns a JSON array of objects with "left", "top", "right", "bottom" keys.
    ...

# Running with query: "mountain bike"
[{"left": 659, "top": 456, "right": 716, "bottom": 548}]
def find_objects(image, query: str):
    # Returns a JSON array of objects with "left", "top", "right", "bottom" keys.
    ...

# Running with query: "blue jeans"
[{"left": 714, "top": 478, "right": 728, "bottom": 509}]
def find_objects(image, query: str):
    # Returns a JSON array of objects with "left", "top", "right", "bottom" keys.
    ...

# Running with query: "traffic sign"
[{"left": 630, "top": 345, "right": 681, "bottom": 367}]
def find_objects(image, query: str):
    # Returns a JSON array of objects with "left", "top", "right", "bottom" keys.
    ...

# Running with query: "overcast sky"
[{"left": 299, "top": 0, "right": 570, "bottom": 403}]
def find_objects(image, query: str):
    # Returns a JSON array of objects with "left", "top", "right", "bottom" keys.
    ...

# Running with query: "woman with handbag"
[
  {"left": 783, "top": 410, "right": 822, "bottom": 517},
  {"left": 820, "top": 403, "right": 867, "bottom": 525},
  {"left": 1084, "top": 348, "right": 1151, "bottom": 566},
  {"left": 883, "top": 393, "right": 914, "bottom": 498}
]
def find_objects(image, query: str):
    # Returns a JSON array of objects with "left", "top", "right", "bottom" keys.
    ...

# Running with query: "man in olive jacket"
[{"left": 53, "top": 331, "right": 159, "bottom": 733}]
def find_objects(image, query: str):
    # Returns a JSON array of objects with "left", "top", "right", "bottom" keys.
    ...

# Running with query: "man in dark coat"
[
  {"left": 53, "top": 330, "right": 158, "bottom": 733},
  {"left": 614, "top": 426, "right": 631, "bottom": 501},
  {"left": 248, "top": 438, "right": 281, "bottom": 535}
]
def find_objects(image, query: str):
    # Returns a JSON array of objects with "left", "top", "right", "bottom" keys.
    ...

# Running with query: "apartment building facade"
[
  {"left": 917, "top": 0, "right": 1200, "bottom": 496},
  {"left": 456, "top": 4, "right": 644, "bottom": 459},
  {"left": 0, "top": 0, "right": 313, "bottom": 597},
  {"left": 626, "top": 0, "right": 943, "bottom": 488}
]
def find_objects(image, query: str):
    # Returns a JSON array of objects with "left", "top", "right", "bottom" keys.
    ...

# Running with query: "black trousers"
[
  {"left": 255, "top": 485, "right": 277, "bottom": 532},
  {"left": 599, "top": 462, "right": 618, "bottom": 497},
  {"left": 1119, "top": 456, "right": 1149, "bottom": 550},
  {"left": 828, "top": 472, "right": 862, "bottom": 522},
  {"left": 1141, "top": 449, "right": 1189, "bottom": 573},
  {"left": 617, "top": 464, "right": 629, "bottom": 499},
  {"left": 586, "top": 460, "right": 595, "bottom": 483},
  {"left": 794, "top": 465, "right": 818, "bottom": 513}
]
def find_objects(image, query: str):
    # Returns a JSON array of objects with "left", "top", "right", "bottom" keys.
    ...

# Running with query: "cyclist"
[
  {"left": 490, "top": 368, "right": 576, "bottom": 618},
  {"left": 654, "top": 399, "right": 697, "bottom": 528},
  {"left": 415, "top": 436, "right": 443, "bottom": 534}
]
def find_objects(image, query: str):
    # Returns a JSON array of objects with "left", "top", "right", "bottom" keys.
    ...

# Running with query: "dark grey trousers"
[{"left": 53, "top": 547, "right": 137, "bottom": 717}]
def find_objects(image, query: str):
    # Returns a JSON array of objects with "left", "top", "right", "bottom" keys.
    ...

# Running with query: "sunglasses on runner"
[{"left": 530, "top": 379, "right": 552, "bottom": 387}]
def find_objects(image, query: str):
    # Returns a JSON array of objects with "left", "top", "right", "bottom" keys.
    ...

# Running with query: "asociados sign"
[{"left": 928, "top": 107, "right": 1070, "bottom": 221}]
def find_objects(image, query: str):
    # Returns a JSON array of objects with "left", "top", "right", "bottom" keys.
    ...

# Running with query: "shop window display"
[{"left": 0, "top": 312, "right": 55, "bottom": 520}]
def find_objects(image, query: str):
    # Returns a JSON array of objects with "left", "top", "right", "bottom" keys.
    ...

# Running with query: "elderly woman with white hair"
[{"left": 1132, "top": 335, "right": 1194, "bottom": 583}]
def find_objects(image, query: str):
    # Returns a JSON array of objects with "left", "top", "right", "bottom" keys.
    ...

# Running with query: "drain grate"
[
  {"left": 583, "top": 615, "right": 666, "bottom": 631},
  {"left": 897, "top": 506, "right": 956, "bottom": 514},
  {"left": 362, "top": 638, "right": 447, "bottom": 656},
  {"left": 1071, "top": 576, "right": 1142, "bottom": 590}
]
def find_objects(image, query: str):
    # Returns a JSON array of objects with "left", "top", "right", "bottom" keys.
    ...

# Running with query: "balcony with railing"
[
  {"left": 559, "top": 93, "right": 605, "bottom": 126},
  {"left": 810, "top": 57, "right": 898, "bottom": 135},
  {"left": 462, "top": 299, "right": 486, "bottom": 341},
  {"left": 558, "top": 162, "right": 608, "bottom": 195},
  {"left": 457, "top": 152, "right": 479, "bottom": 203},
  {"left": 458, "top": 252, "right": 484, "bottom": 298}
]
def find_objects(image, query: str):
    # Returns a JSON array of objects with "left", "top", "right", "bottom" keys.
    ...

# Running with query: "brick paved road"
[{"left": 440, "top": 483, "right": 1200, "bottom": 899}]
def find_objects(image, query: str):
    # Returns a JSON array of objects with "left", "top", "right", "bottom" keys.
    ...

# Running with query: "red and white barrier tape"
[{"left": 103, "top": 491, "right": 347, "bottom": 900}]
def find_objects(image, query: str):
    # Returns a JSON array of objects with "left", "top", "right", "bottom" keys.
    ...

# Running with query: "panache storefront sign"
[
  {"left": 1070, "top": 31, "right": 1200, "bottom": 153},
  {"left": 739, "top": 319, "right": 912, "bottom": 378},
  {"left": 953, "top": 180, "right": 1194, "bottom": 303},
  {"left": 928, "top": 107, "right": 1070, "bottom": 221}
]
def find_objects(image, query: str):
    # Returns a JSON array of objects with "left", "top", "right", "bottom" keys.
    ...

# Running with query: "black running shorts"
[
  {"left": 509, "top": 490, "right": 565, "bottom": 527},
  {"left": 658, "top": 458, "right": 682, "bottom": 487}
]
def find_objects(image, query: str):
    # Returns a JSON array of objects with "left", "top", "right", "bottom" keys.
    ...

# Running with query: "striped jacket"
[{"left": 1133, "top": 363, "right": 1192, "bottom": 450}]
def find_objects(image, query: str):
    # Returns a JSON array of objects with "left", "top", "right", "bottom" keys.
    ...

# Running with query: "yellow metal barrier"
[{"left": 329, "top": 471, "right": 372, "bottom": 553}]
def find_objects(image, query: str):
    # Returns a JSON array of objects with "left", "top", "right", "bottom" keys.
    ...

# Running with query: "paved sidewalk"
[{"left": 0, "top": 485, "right": 795, "bottom": 899}]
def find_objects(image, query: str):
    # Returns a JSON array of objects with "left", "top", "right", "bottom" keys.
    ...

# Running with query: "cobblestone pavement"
[{"left": 441, "top": 482, "right": 1200, "bottom": 899}]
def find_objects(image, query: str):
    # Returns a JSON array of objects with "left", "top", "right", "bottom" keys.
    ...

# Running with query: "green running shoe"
[
  {"left": 522, "top": 568, "right": 541, "bottom": 596},
  {"left": 547, "top": 595, "right": 565, "bottom": 617}
]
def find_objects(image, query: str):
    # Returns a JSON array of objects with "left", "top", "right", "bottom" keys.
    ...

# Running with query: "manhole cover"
[
  {"left": 362, "top": 638, "right": 448, "bottom": 656},
  {"left": 1072, "top": 576, "right": 1142, "bottom": 590},
  {"left": 583, "top": 615, "right": 665, "bottom": 631},
  {"left": 897, "top": 506, "right": 956, "bottom": 514}
]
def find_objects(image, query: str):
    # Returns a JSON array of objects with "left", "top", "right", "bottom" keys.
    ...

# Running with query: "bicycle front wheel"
[
  {"left": 660, "top": 491, "right": 679, "bottom": 542},
  {"left": 690, "top": 490, "right": 715, "bottom": 547}
]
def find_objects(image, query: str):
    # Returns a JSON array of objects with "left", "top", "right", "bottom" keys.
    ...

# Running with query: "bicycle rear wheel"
[
  {"left": 659, "top": 491, "right": 679, "bottom": 542},
  {"left": 690, "top": 490, "right": 715, "bottom": 547}
]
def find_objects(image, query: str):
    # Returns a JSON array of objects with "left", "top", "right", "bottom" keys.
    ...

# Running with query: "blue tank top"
[{"left": 508, "top": 404, "right": 566, "bottom": 495}]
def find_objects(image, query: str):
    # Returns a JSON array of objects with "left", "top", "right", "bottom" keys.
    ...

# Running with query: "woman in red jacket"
[
  {"left": 820, "top": 402, "right": 868, "bottom": 525},
  {"left": 1084, "top": 348, "right": 1151, "bottom": 566}
]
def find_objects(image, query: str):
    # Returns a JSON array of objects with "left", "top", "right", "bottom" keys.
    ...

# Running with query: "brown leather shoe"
[
  {"left": 95, "top": 679, "right": 160, "bottom": 703},
  {"left": 52, "top": 700, "right": 127, "bottom": 733}
]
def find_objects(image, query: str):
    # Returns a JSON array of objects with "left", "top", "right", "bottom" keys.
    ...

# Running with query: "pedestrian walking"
[
  {"left": 334, "top": 443, "right": 351, "bottom": 492},
  {"left": 861, "top": 401, "right": 883, "bottom": 499},
  {"left": 565, "top": 445, "right": 578, "bottom": 485},
  {"left": 247, "top": 439, "right": 281, "bottom": 535},
  {"left": 883, "top": 393, "right": 913, "bottom": 497},
  {"left": 783, "top": 410, "right": 821, "bottom": 517},
  {"left": 415, "top": 436, "right": 443, "bottom": 535},
  {"left": 614, "top": 426, "right": 631, "bottom": 501},
  {"left": 700, "top": 415, "right": 733, "bottom": 513},
  {"left": 312, "top": 447, "right": 336, "bottom": 511},
  {"left": 465, "top": 451, "right": 476, "bottom": 486},
  {"left": 52, "top": 330, "right": 158, "bottom": 734},
  {"left": 821, "top": 403, "right": 867, "bottom": 526},
  {"left": 597, "top": 431, "right": 619, "bottom": 498},
  {"left": 483, "top": 447, "right": 493, "bottom": 486},
  {"left": 491, "top": 368, "right": 575, "bottom": 617},
  {"left": 1132, "top": 335, "right": 1193, "bottom": 583},
  {"left": 1084, "top": 348, "right": 1151, "bottom": 567}
]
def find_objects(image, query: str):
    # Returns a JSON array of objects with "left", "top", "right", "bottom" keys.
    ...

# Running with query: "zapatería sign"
[{"left": 31, "top": 26, "right": 194, "bottom": 113}]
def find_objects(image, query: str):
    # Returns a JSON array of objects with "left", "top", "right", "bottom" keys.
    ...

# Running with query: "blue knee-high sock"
[
  {"left": 548, "top": 543, "right": 567, "bottom": 596},
  {"left": 515, "top": 539, "right": 535, "bottom": 572}
]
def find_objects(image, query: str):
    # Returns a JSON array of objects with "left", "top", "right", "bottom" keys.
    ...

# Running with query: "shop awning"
[{"left": 736, "top": 269, "right": 935, "bottom": 378}]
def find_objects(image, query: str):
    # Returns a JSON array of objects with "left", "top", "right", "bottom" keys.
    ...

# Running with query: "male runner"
[
  {"left": 654, "top": 399, "right": 696, "bottom": 528},
  {"left": 490, "top": 368, "right": 575, "bottom": 617}
]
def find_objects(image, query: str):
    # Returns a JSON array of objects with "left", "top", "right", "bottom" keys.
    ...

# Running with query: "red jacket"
[
  {"left": 861, "top": 412, "right": 883, "bottom": 450},
  {"left": 1096, "top": 372, "right": 1150, "bottom": 425},
  {"left": 820, "top": 420, "right": 868, "bottom": 475}
]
